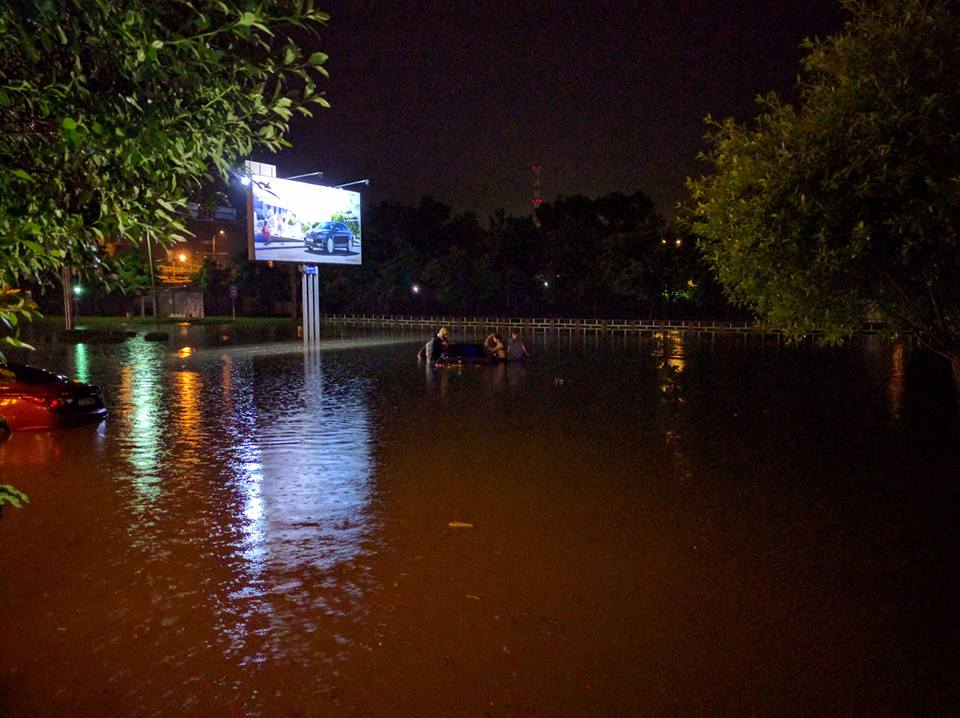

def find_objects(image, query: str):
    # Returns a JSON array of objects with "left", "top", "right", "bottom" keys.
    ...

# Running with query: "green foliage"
[
  {"left": 0, "top": 0, "right": 330, "bottom": 344},
  {"left": 0, "top": 484, "right": 29, "bottom": 511},
  {"left": 223, "top": 251, "right": 289, "bottom": 313},
  {"left": 0, "top": 288, "right": 41, "bottom": 362},
  {"left": 193, "top": 257, "right": 228, "bottom": 294},
  {"left": 686, "top": 0, "right": 960, "bottom": 359},
  {"left": 112, "top": 251, "right": 153, "bottom": 294},
  {"left": 193, "top": 256, "right": 234, "bottom": 313}
]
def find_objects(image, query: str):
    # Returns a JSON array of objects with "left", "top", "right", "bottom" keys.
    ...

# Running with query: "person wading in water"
[{"left": 418, "top": 327, "right": 450, "bottom": 363}]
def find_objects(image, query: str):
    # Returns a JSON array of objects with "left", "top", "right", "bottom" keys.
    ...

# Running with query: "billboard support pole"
[
  {"left": 302, "top": 265, "right": 320, "bottom": 343},
  {"left": 290, "top": 266, "right": 298, "bottom": 323}
]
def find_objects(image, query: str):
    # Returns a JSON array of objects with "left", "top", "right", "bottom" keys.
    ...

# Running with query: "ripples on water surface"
[{"left": 1, "top": 329, "right": 957, "bottom": 716}]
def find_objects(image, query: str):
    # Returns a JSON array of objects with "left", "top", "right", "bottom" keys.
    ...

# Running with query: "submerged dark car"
[
  {"left": 0, "top": 363, "right": 107, "bottom": 431},
  {"left": 304, "top": 221, "right": 355, "bottom": 254},
  {"left": 434, "top": 343, "right": 498, "bottom": 367}
]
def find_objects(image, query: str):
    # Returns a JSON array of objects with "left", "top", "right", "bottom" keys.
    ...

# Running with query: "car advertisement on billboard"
[{"left": 248, "top": 174, "right": 361, "bottom": 265}]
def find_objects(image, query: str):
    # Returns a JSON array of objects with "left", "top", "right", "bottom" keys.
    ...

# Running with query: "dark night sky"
[{"left": 264, "top": 1, "right": 844, "bottom": 219}]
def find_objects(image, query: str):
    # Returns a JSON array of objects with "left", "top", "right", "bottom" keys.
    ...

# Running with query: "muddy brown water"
[{"left": 1, "top": 329, "right": 957, "bottom": 716}]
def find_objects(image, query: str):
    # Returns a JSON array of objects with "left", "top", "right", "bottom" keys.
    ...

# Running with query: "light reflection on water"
[
  {"left": 654, "top": 330, "right": 686, "bottom": 397},
  {"left": 173, "top": 368, "right": 202, "bottom": 467},
  {"left": 109, "top": 340, "right": 376, "bottom": 571},
  {"left": 888, "top": 340, "right": 906, "bottom": 420},
  {"left": 72, "top": 342, "right": 89, "bottom": 384},
  {"left": 116, "top": 341, "right": 167, "bottom": 506},
  {"left": 230, "top": 347, "right": 374, "bottom": 575},
  {"left": 215, "top": 346, "right": 376, "bottom": 664}
]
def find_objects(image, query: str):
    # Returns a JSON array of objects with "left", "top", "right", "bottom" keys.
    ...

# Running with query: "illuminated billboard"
[{"left": 248, "top": 174, "right": 361, "bottom": 265}]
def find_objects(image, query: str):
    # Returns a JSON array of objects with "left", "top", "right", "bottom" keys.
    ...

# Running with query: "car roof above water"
[{"left": 2, "top": 363, "right": 71, "bottom": 385}]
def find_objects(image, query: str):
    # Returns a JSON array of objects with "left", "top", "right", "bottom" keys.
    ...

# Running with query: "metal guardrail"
[{"left": 319, "top": 314, "right": 889, "bottom": 336}]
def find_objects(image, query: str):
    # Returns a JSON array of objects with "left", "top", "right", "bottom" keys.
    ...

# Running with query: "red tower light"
[{"left": 531, "top": 164, "right": 543, "bottom": 211}]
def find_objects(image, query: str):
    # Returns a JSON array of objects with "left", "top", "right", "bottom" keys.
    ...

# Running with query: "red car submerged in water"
[{"left": 0, "top": 363, "right": 107, "bottom": 431}]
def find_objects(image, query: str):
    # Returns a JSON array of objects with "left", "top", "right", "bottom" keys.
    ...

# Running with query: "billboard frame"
[{"left": 245, "top": 174, "right": 362, "bottom": 267}]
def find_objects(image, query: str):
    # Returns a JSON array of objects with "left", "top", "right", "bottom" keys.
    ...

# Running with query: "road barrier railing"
[{"left": 318, "top": 314, "right": 889, "bottom": 337}]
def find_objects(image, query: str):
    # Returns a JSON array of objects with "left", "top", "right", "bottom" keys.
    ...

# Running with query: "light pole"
[
  {"left": 283, "top": 171, "right": 325, "bottom": 181},
  {"left": 334, "top": 179, "right": 370, "bottom": 189},
  {"left": 61, "top": 266, "right": 74, "bottom": 330},
  {"left": 145, "top": 236, "right": 157, "bottom": 317},
  {"left": 213, "top": 229, "right": 225, "bottom": 264}
]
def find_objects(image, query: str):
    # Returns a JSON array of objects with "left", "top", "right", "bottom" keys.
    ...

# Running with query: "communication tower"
[{"left": 531, "top": 164, "right": 542, "bottom": 210}]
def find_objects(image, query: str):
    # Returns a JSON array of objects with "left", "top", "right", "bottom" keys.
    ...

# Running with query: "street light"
[
  {"left": 283, "top": 171, "right": 325, "bottom": 181},
  {"left": 73, "top": 285, "right": 83, "bottom": 296},
  {"left": 411, "top": 284, "right": 420, "bottom": 294},
  {"left": 334, "top": 179, "right": 370, "bottom": 189},
  {"left": 213, "top": 229, "right": 225, "bottom": 262},
  {"left": 178, "top": 253, "right": 187, "bottom": 263}
]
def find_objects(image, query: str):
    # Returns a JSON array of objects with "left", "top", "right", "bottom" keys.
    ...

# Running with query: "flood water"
[{"left": 1, "top": 328, "right": 958, "bottom": 716}]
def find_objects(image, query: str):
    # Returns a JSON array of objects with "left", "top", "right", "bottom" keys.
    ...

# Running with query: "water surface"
[{"left": 1, "top": 330, "right": 957, "bottom": 716}]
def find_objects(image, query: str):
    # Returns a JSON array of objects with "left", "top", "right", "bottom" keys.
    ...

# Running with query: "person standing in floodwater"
[
  {"left": 484, "top": 331, "right": 506, "bottom": 360},
  {"left": 507, "top": 329, "right": 530, "bottom": 361},
  {"left": 418, "top": 327, "right": 449, "bottom": 362}
]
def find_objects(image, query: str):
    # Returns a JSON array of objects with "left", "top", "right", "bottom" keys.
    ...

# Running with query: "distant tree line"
[
  {"left": 31, "top": 189, "right": 739, "bottom": 319},
  {"left": 312, "top": 191, "right": 735, "bottom": 319}
]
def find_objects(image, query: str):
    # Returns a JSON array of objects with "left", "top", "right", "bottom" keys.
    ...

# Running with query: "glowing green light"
[{"left": 73, "top": 285, "right": 83, "bottom": 296}]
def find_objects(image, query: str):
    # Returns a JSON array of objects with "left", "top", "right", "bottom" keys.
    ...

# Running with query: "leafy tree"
[
  {"left": 112, "top": 251, "right": 153, "bottom": 296},
  {"left": 225, "top": 252, "right": 289, "bottom": 315},
  {"left": 686, "top": 0, "right": 960, "bottom": 383},
  {"left": 193, "top": 257, "right": 230, "bottom": 313},
  {"left": 193, "top": 257, "right": 221, "bottom": 293},
  {"left": 423, "top": 244, "right": 478, "bottom": 313},
  {"left": 538, "top": 192, "right": 680, "bottom": 316},
  {"left": 375, "top": 244, "right": 422, "bottom": 313},
  {"left": 0, "top": 483, "right": 29, "bottom": 514},
  {"left": 485, "top": 214, "right": 542, "bottom": 316},
  {"left": 0, "top": 0, "right": 331, "bottom": 348},
  {"left": 536, "top": 194, "right": 606, "bottom": 315},
  {"left": 0, "top": 289, "right": 39, "bottom": 362}
]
